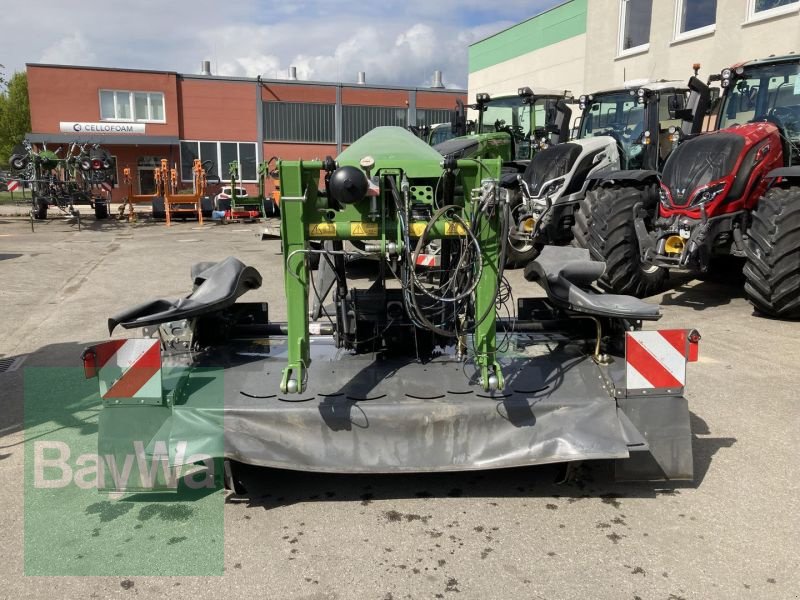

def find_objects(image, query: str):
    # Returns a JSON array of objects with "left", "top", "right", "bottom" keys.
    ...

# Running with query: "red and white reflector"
[
  {"left": 625, "top": 329, "right": 698, "bottom": 391},
  {"left": 7, "top": 180, "right": 20, "bottom": 192},
  {"left": 86, "top": 339, "right": 162, "bottom": 400},
  {"left": 415, "top": 254, "right": 440, "bottom": 267}
]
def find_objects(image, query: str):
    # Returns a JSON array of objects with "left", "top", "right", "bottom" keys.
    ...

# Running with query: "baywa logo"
[
  {"left": 24, "top": 367, "right": 224, "bottom": 576},
  {"left": 34, "top": 440, "right": 216, "bottom": 491}
]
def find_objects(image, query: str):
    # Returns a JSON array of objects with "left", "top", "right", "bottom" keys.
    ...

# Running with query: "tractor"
[
  {"left": 580, "top": 55, "right": 800, "bottom": 318},
  {"left": 511, "top": 77, "right": 709, "bottom": 272},
  {"left": 82, "top": 126, "right": 702, "bottom": 493},
  {"left": 434, "top": 88, "right": 574, "bottom": 266}
]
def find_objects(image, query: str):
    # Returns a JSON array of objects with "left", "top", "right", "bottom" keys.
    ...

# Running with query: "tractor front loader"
[{"left": 83, "top": 127, "right": 701, "bottom": 494}]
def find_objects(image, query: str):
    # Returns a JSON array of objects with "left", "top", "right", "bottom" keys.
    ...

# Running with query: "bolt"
[{"left": 286, "top": 379, "right": 299, "bottom": 394}]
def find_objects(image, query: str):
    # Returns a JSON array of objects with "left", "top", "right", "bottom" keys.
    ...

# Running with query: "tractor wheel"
[
  {"left": 743, "top": 186, "right": 800, "bottom": 319},
  {"left": 504, "top": 188, "right": 541, "bottom": 268},
  {"left": 32, "top": 197, "right": 48, "bottom": 220},
  {"left": 505, "top": 241, "right": 543, "bottom": 269},
  {"left": 570, "top": 190, "right": 595, "bottom": 249},
  {"left": 151, "top": 197, "right": 166, "bottom": 220},
  {"left": 582, "top": 183, "right": 667, "bottom": 297}
]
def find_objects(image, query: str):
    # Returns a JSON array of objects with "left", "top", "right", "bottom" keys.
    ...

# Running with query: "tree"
[{"left": 0, "top": 71, "right": 31, "bottom": 167}]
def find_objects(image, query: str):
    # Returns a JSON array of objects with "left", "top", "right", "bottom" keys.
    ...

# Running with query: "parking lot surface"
[{"left": 0, "top": 214, "right": 798, "bottom": 599}]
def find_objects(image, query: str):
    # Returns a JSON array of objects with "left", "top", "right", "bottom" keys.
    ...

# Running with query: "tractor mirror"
[
  {"left": 570, "top": 116, "right": 582, "bottom": 139},
  {"left": 707, "top": 88, "right": 721, "bottom": 115},
  {"left": 451, "top": 99, "right": 467, "bottom": 136},
  {"left": 667, "top": 94, "right": 686, "bottom": 117}
]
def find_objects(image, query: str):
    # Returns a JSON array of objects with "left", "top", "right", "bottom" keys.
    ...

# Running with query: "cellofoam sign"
[{"left": 60, "top": 121, "right": 146, "bottom": 134}]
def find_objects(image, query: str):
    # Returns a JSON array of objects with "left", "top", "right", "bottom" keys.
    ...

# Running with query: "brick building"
[{"left": 25, "top": 64, "right": 465, "bottom": 202}]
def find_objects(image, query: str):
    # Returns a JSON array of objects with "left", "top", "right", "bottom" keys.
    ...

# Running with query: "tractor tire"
[
  {"left": 200, "top": 196, "right": 214, "bottom": 219},
  {"left": 32, "top": 197, "right": 48, "bottom": 220},
  {"left": 570, "top": 190, "right": 595, "bottom": 249},
  {"left": 94, "top": 201, "right": 109, "bottom": 220},
  {"left": 505, "top": 240, "right": 542, "bottom": 269},
  {"left": 581, "top": 183, "right": 667, "bottom": 297},
  {"left": 263, "top": 197, "right": 279, "bottom": 218},
  {"left": 504, "top": 188, "right": 540, "bottom": 268},
  {"left": 151, "top": 197, "right": 166, "bottom": 220},
  {"left": 743, "top": 186, "right": 800, "bottom": 319}
]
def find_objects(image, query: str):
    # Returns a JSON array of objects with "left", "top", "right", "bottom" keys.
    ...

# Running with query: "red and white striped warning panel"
[
  {"left": 415, "top": 254, "right": 440, "bottom": 267},
  {"left": 83, "top": 339, "right": 162, "bottom": 401},
  {"left": 7, "top": 180, "right": 20, "bottom": 192},
  {"left": 625, "top": 329, "right": 699, "bottom": 391}
]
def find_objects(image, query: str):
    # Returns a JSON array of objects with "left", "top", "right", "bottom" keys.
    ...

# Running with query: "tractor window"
[
  {"left": 478, "top": 96, "right": 550, "bottom": 160},
  {"left": 718, "top": 61, "right": 800, "bottom": 146},
  {"left": 429, "top": 126, "right": 455, "bottom": 146},
  {"left": 579, "top": 92, "right": 647, "bottom": 167}
]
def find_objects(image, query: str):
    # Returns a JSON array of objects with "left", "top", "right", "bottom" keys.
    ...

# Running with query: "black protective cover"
[
  {"left": 108, "top": 257, "right": 262, "bottom": 333},
  {"left": 434, "top": 137, "right": 479, "bottom": 158},
  {"left": 662, "top": 132, "right": 744, "bottom": 206},
  {"left": 523, "top": 143, "right": 582, "bottom": 194}
]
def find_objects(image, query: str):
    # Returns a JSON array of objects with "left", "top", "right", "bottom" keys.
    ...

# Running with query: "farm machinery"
[
  {"left": 579, "top": 55, "right": 800, "bottom": 318},
  {"left": 8, "top": 140, "right": 115, "bottom": 221},
  {"left": 120, "top": 158, "right": 213, "bottom": 225},
  {"left": 213, "top": 158, "right": 282, "bottom": 222},
  {"left": 83, "top": 126, "right": 701, "bottom": 493},
  {"left": 434, "top": 88, "right": 574, "bottom": 266},
  {"left": 512, "top": 77, "right": 709, "bottom": 274}
]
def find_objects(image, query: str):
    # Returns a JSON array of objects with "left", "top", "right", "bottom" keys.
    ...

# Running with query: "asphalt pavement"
[{"left": 0, "top": 211, "right": 798, "bottom": 599}]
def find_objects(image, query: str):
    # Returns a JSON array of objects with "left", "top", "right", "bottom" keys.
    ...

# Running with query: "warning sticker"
[
  {"left": 445, "top": 221, "right": 467, "bottom": 236},
  {"left": 309, "top": 222, "right": 337, "bottom": 237},
  {"left": 410, "top": 222, "right": 427, "bottom": 237},
  {"left": 350, "top": 222, "right": 379, "bottom": 237}
]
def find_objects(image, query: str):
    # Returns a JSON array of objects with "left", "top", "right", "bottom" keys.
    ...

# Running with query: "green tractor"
[
  {"left": 434, "top": 88, "right": 574, "bottom": 266},
  {"left": 84, "top": 126, "right": 703, "bottom": 492}
]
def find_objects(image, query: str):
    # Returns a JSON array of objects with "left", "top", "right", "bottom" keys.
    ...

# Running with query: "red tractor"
[{"left": 579, "top": 55, "right": 800, "bottom": 318}]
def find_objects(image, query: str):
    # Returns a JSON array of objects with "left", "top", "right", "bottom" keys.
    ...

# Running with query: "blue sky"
[{"left": 2, "top": 0, "right": 562, "bottom": 88}]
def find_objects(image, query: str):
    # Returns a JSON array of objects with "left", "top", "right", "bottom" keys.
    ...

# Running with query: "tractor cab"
[
  {"left": 714, "top": 56, "right": 800, "bottom": 166},
  {"left": 576, "top": 80, "right": 699, "bottom": 171},
  {"left": 434, "top": 88, "right": 573, "bottom": 164}
]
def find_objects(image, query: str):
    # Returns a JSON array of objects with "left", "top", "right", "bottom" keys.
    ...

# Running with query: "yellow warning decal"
[
  {"left": 445, "top": 221, "right": 467, "bottom": 236},
  {"left": 410, "top": 222, "right": 427, "bottom": 237},
  {"left": 309, "top": 222, "right": 337, "bottom": 237},
  {"left": 350, "top": 222, "right": 379, "bottom": 237}
]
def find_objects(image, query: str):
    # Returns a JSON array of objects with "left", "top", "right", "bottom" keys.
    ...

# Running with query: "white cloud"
[
  {"left": 3, "top": 0, "right": 562, "bottom": 88},
  {"left": 39, "top": 33, "right": 97, "bottom": 66}
]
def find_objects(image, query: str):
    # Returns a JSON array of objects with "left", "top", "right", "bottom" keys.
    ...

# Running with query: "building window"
[
  {"left": 416, "top": 109, "right": 453, "bottom": 128},
  {"left": 179, "top": 141, "right": 258, "bottom": 182},
  {"left": 747, "top": 0, "right": 799, "bottom": 22},
  {"left": 264, "top": 102, "right": 335, "bottom": 143},
  {"left": 99, "top": 90, "right": 165, "bottom": 123},
  {"left": 674, "top": 0, "right": 717, "bottom": 40},
  {"left": 342, "top": 105, "right": 408, "bottom": 144},
  {"left": 618, "top": 0, "right": 653, "bottom": 56}
]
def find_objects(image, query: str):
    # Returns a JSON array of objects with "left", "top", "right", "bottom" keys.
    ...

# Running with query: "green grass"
[{"left": 0, "top": 190, "right": 33, "bottom": 204}]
